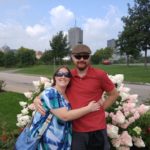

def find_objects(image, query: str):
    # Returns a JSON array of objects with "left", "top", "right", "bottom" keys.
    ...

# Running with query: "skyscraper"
[
  {"left": 107, "top": 39, "right": 116, "bottom": 49},
  {"left": 68, "top": 27, "right": 83, "bottom": 49}
]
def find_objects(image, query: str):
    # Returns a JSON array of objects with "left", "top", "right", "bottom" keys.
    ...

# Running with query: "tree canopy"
[
  {"left": 117, "top": 0, "right": 150, "bottom": 67},
  {"left": 50, "top": 31, "right": 70, "bottom": 64}
]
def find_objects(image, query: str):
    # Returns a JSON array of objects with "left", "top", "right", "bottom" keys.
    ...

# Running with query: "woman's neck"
[{"left": 55, "top": 85, "right": 66, "bottom": 95}]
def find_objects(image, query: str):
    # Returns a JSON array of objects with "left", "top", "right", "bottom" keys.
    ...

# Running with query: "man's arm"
[
  {"left": 34, "top": 96, "right": 46, "bottom": 115},
  {"left": 101, "top": 88, "right": 119, "bottom": 110}
]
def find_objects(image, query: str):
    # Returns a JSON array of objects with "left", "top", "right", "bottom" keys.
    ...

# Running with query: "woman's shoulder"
[
  {"left": 44, "top": 86, "right": 56, "bottom": 92},
  {"left": 42, "top": 87, "right": 57, "bottom": 97}
]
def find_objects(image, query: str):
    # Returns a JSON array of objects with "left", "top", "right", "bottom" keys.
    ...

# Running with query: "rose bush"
[
  {"left": 16, "top": 77, "right": 53, "bottom": 128},
  {"left": 16, "top": 74, "right": 150, "bottom": 149},
  {"left": 105, "top": 74, "right": 150, "bottom": 149}
]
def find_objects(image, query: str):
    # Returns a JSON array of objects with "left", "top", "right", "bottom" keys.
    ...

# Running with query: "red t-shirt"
[{"left": 66, "top": 66, "right": 115, "bottom": 132}]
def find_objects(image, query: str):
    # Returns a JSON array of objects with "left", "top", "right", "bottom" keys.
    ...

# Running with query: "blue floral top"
[{"left": 30, "top": 87, "right": 72, "bottom": 150}]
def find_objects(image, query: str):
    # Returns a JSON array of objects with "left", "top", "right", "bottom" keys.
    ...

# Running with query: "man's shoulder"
[
  {"left": 90, "top": 66, "right": 106, "bottom": 75},
  {"left": 71, "top": 68, "right": 76, "bottom": 75}
]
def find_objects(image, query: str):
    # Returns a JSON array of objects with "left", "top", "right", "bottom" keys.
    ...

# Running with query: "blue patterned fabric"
[{"left": 30, "top": 87, "right": 72, "bottom": 150}]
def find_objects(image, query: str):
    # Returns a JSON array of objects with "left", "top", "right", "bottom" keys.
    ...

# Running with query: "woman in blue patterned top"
[{"left": 30, "top": 66, "right": 100, "bottom": 150}]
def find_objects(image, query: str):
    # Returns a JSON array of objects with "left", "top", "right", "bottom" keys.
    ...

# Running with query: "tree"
[
  {"left": 117, "top": 28, "right": 140, "bottom": 66},
  {"left": 0, "top": 51, "right": 4, "bottom": 66},
  {"left": 133, "top": 0, "right": 150, "bottom": 67},
  {"left": 16, "top": 47, "right": 36, "bottom": 67},
  {"left": 92, "top": 47, "right": 113, "bottom": 64},
  {"left": 102, "top": 47, "right": 113, "bottom": 60},
  {"left": 40, "top": 50, "right": 53, "bottom": 65},
  {"left": 91, "top": 54, "right": 101, "bottom": 64},
  {"left": 50, "top": 31, "right": 70, "bottom": 64},
  {"left": 118, "top": 0, "right": 150, "bottom": 67},
  {"left": 3, "top": 51, "right": 16, "bottom": 67}
]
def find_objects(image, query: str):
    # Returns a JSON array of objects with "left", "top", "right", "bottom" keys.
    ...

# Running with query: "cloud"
[
  {"left": 0, "top": 4, "right": 123, "bottom": 53},
  {"left": 49, "top": 5, "right": 74, "bottom": 30},
  {"left": 0, "top": 5, "right": 75, "bottom": 50},
  {"left": 26, "top": 24, "right": 47, "bottom": 37},
  {"left": 83, "top": 5, "right": 123, "bottom": 52}
]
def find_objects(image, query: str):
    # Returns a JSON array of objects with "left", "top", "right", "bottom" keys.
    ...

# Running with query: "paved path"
[
  {"left": 0, "top": 71, "right": 41, "bottom": 93},
  {"left": 0, "top": 71, "right": 150, "bottom": 103}
]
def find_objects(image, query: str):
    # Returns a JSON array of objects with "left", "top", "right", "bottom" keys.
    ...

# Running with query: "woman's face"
[{"left": 55, "top": 68, "right": 71, "bottom": 88}]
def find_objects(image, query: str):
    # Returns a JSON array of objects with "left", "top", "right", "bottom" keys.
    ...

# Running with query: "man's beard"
[{"left": 76, "top": 61, "right": 88, "bottom": 71}]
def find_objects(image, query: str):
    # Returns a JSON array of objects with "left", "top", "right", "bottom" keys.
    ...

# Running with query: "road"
[
  {"left": 0, "top": 71, "right": 150, "bottom": 103},
  {"left": 0, "top": 71, "right": 41, "bottom": 93}
]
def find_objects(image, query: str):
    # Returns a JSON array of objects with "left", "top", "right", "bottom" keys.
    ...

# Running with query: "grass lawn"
[
  {"left": 0, "top": 91, "right": 27, "bottom": 134},
  {"left": 0, "top": 67, "right": 11, "bottom": 71},
  {"left": 94, "top": 64, "right": 150, "bottom": 83},
  {"left": 15, "top": 64, "right": 150, "bottom": 83}
]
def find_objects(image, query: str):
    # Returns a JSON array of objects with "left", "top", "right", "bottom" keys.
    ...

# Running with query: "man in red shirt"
[
  {"left": 67, "top": 44, "right": 118, "bottom": 150},
  {"left": 35, "top": 44, "right": 118, "bottom": 150}
]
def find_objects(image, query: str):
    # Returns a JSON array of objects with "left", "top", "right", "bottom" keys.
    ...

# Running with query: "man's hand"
[
  {"left": 34, "top": 96, "right": 46, "bottom": 116},
  {"left": 87, "top": 101, "right": 100, "bottom": 112}
]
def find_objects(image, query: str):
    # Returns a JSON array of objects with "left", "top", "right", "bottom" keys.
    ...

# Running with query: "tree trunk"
[
  {"left": 126, "top": 55, "right": 130, "bottom": 67},
  {"left": 144, "top": 49, "right": 147, "bottom": 68}
]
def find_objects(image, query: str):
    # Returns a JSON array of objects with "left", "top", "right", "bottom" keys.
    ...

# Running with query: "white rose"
[
  {"left": 33, "top": 80, "right": 41, "bottom": 89},
  {"left": 107, "top": 124, "right": 119, "bottom": 138},
  {"left": 44, "top": 82, "right": 52, "bottom": 89},
  {"left": 24, "top": 92, "right": 33, "bottom": 99},
  {"left": 21, "top": 108, "right": 29, "bottom": 115},
  {"left": 19, "top": 101, "right": 27, "bottom": 107},
  {"left": 40, "top": 77, "right": 50, "bottom": 84},
  {"left": 132, "top": 137, "right": 145, "bottom": 147}
]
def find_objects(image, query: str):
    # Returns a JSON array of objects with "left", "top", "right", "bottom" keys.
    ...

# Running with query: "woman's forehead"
[{"left": 58, "top": 67, "right": 68, "bottom": 72}]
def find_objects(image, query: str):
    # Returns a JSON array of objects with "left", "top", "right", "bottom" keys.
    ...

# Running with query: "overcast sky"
[{"left": 0, "top": 0, "right": 134, "bottom": 53}]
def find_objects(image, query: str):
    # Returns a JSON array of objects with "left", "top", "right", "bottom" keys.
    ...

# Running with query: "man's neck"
[{"left": 77, "top": 66, "right": 89, "bottom": 77}]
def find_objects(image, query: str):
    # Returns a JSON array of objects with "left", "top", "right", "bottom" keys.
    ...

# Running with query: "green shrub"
[
  {"left": 129, "top": 111, "right": 150, "bottom": 149},
  {"left": 0, "top": 121, "right": 20, "bottom": 150},
  {"left": 0, "top": 80, "right": 5, "bottom": 92}
]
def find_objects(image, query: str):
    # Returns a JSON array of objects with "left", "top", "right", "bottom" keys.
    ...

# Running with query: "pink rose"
[
  {"left": 120, "top": 131, "right": 133, "bottom": 147},
  {"left": 137, "top": 104, "right": 150, "bottom": 115}
]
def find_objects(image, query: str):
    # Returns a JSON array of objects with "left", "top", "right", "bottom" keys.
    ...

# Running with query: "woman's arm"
[{"left": 50, "top": 101, "right": 100, "bottom": 121}]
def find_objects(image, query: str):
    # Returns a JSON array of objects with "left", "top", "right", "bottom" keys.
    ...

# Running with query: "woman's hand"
[
  {"left": 87, "top": 101, "right": 100, "bottom": 112},
  {"left": 34, "top": 96, "right": 46, "bottom": 116}
]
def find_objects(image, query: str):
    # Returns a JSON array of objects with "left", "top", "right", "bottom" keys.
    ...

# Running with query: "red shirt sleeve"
[{"left": 100, "top": 71, "right": 115, "bottom": 92}]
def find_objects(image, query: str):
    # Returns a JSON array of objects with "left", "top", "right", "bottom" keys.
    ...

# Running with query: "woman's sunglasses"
[
  {"left": 55, "top": 72, "right": 72, "bottom": 78},
  {"left": 74, "top": 54, "right": 90, "bottom": 60}
]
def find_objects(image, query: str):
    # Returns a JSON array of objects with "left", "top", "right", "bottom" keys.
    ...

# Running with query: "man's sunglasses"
[
  {"left": 55, "top": 72, "right": 72, "bottom": 78},
  {"left": 74, "top": 54, "right": 90, "bottom": 60}
]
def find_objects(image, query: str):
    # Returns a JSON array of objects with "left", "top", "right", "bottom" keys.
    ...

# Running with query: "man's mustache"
[{"left": 77, "top": 61, "right": 86, "bottom": 64}]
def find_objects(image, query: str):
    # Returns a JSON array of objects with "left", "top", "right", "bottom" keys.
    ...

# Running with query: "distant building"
[
  {"left": 107, "top": 39, "right": 116, "bottom": 49},
  {"left": 68, "top": 27, "right": 83, "bottom": 49},
  {"left": 0, "top": 45, "right": 11, "bottom": 52},
  {"left": 107, "top": 39, "right": 121, "bottom": 61},
  {"left": 36, "top": 51, "right": 43, "bottom": 59}
]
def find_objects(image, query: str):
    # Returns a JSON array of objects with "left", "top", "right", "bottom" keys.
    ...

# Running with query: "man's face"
[{"left": 71, "top": 53, "right": 91, "bottom": 71}]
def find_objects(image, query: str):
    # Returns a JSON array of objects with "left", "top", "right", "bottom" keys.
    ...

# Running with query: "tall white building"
[{"left": 68, "top": 27, "right": 83, "bottom": 49}]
